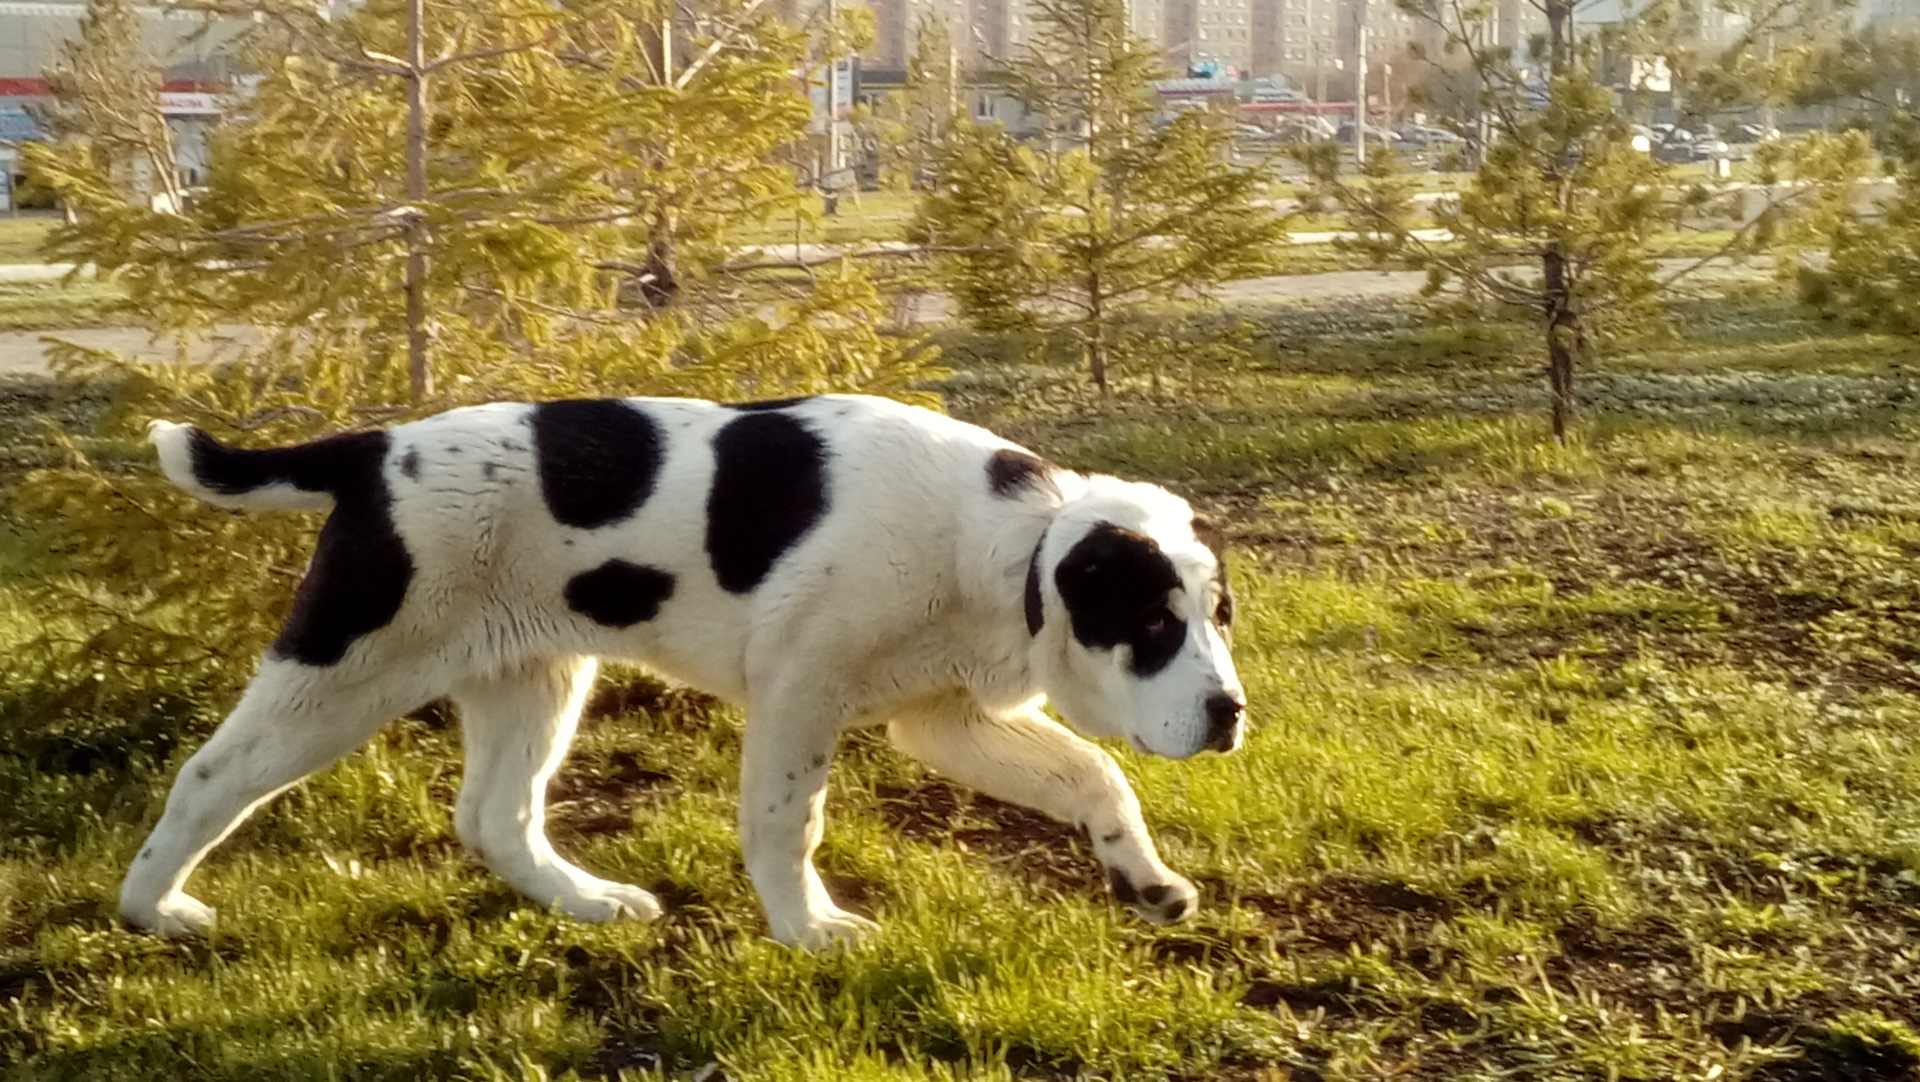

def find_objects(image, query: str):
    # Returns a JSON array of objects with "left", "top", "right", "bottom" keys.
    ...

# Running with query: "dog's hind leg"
[
  {"left": 888, "top": 695, "right": 1199, "bottom": 926},
  {"left": 120, "top": 663, "right": 413, "bottom": 936},
  {"left": 450, "top": 657, "right": 660, "bottom": 924}
]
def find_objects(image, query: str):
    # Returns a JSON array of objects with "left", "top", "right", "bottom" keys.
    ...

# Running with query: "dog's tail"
[{"left": 148, "top": 420, "right": 382, "bottom": 513}]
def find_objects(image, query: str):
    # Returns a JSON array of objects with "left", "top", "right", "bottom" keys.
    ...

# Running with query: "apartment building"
[
  {"left": 0, "top": 1, "right": 246, "bottom": 205},
  {"left": 851, "top": 0, "right": 1443, "bottom": 94}
]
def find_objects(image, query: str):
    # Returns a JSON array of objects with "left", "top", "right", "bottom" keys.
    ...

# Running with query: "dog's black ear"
[
  {"left": 1054, "top": 523, "right": 1182, "bottom": 665},
  {"left": 1053, "top": 522, "right": 1145, "bottom": 605}
]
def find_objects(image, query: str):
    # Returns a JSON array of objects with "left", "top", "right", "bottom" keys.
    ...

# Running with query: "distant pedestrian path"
[
  {"left": 0, "top": 322, "right": 259, "bottom": 375},
  {"left": 0, "top": 256, "right": 1775, "bottom": 376}
]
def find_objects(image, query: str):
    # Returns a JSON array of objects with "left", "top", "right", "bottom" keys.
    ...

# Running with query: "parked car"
[
  {"left": 1251, "top": 86, "right": 1307, "bottom": 104},
  {"left": 1264, "top": 117, "right": 1337, "bottom": 143},
  {"left": 1653, "top": 137, "right": 1730, "bottom": 163},
  {"left": 1334, "top": 123, "right": 1404, "bottom": 146},
  {"left": 1395, "top": 124, "right": 1465, "bottom": 149}
]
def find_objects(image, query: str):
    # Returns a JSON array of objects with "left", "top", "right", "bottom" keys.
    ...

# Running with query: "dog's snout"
[{"left": 1203, "top": 693, "right": 1245, "bottom": 752}]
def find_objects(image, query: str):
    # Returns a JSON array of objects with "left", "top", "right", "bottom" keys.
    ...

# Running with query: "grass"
[
  {"left": 0, "top": 280, "right": 133, "bottom": 331},
  {"left": 728, "top": 191, "right": 922, "bottom": 248},
  {"left": 5, "top": 288, "right": 1920, "bottom": 1080},
  {"left": 0, "top": 216, "right": 58, "bottom": 265}
]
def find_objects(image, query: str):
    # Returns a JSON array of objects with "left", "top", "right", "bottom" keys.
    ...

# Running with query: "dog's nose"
[{"left": 1203, "top": 693, "right": 1245, "bottom": 752}]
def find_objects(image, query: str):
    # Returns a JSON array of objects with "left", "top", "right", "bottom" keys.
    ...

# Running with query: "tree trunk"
[
  {"left": 1088, "top": 267, "right": 1107, "bottom": 392},
  {"left": 404, "top": 0, "right": 432, "bottom": 405},
  {"left": 1543, "top": 243, "right": 1577, "bottom": 444},
  {"left": 1542, "top": 0, "right": 1575, "bottom": 443}
]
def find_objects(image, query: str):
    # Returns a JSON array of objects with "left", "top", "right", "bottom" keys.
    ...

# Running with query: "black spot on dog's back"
[
  {"left": 271, "top": 432, "right": 413, "bottom": 666},
  {"left": 532, "top": 400, "right": 663, "bottom": 529},
  {"left": 707, "top": 412, "right": 829, "bottom": 594},
  {"left": 988, "top": 448, "right": 1059, "bottom": 500},
  {"left": 566, "top": 560, "right": 676, "bottom": 628},
  {"left": 399, "top": 447, "right": 420, "bottom": 480},
  {"left": 729, "top": 396, "right": 817, "bottom": 412},
  {"left": 1054, "top": 523, "right": 1184, "bottom": 676}
]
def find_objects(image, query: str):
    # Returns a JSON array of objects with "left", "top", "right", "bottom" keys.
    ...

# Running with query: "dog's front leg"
[
  {"left": 889, "top": 696, "right": 1198, "bottom": 925},
  {"left": 738, "top": 702, "right": 876, "bottom": 948}
]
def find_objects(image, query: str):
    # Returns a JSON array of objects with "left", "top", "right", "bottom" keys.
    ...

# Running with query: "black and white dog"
[{"left": 121, "top": 395, "right": 1246, "bottom": 947}]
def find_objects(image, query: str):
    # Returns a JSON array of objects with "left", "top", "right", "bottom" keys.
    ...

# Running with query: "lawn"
[
  {"left": 3, "top": 289, "right": 1920, "bottom": 1081},
  {"left": 0, "top": 216, "right": 57, "bottom": 265},
  {"left": 727, "top": 191, "right": 923, "bottom": 248},
  {"left": 0, "top": 280, "right": 132, "bottom": 331}
]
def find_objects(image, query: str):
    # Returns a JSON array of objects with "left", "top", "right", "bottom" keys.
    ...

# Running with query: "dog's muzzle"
[{"left": 1202, "top": 693, "right": 1245, "bottom": 753}]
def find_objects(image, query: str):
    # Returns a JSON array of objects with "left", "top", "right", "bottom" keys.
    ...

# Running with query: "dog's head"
[{"left": 1027, "top": 479, "right": 1246, "bottom": 759}]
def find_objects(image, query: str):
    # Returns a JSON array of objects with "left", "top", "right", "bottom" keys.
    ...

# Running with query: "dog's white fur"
[{"left": 122, "top": 395, "right": 1244, "bottom": 947}]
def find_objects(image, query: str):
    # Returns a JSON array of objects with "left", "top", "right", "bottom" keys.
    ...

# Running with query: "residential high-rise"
[{"left": 1248, "top": 0, "right": 1343, "bottom": 92}]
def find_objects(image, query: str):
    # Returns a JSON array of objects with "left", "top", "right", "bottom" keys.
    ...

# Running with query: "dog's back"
[{"left": 150, "top": 395, "right": 1043, "bottom": 698}]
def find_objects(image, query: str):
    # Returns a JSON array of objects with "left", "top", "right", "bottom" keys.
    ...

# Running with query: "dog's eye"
[{"left": 1143, "top": 608, "right": 1173, "bottom": 634}]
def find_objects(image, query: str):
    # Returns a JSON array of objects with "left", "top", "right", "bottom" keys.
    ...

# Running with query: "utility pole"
[
  {"left": 823, "top": 0, "right": 843, "bottom": 215},
  {"left": 404, "top": 0, "right": 431, "bottom": 404},
  {"left": 1381, "top": 61, "right": 1390, "bottom": 131},
  {"left": 1762, "top": 31, "right": 1776, "bottom": 136},
  {"left": 1351, "top": 0, "right": 1367, "bottom": 165}
]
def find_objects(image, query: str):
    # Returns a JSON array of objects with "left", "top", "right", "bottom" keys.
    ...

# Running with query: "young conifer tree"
[
  {"left": 1786, "top": 29, "right": 1920, "bottom": 332},
  {"left": 1315, "top": 0, "right": 1860, "bottom": 444},
  {"left": 914, "top": 0, "right": 1285, "bottom": 390}
]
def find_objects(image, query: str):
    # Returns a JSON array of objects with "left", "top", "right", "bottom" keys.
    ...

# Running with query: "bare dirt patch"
[{"left": 873, "top": 776, "right": 1105, "bottom": 897}]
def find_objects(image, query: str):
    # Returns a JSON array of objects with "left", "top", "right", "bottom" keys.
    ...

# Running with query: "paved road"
[
  {"left": 0, "top": 323, "right": 261, "bottom": 376},
  {"left": 0, "top": 254, "right": 1774, "bottom": 376},
  {"left": 0, "top": 263, "right": 76, "bottom": 283}
]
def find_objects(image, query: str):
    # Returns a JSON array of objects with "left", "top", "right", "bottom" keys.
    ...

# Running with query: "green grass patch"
[
  {"left": 6, "top": 289, "right": 1920, "bottom": 1079},
  {"left": 0, "top": 279, "right": 132, "bottom": 331},
  {"left": 0, "top": 216, "right": 58, "bottom": 264},
  {"left": 728, "top": 191, "right": 922, "bottom": 248}
]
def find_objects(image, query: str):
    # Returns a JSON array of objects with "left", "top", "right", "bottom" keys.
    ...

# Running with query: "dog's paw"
[
  {"left": 776, "top": 907, "right": 879, "bottom": 950},
  {"left": 559, "top": 882, "right": 663, "bottom": 924},
  {"left": 1109, "top": 869, "right": 1197, "bottom": 926},
  {"left": 124, "top": 892, "right": 217, "bottom": 937}
]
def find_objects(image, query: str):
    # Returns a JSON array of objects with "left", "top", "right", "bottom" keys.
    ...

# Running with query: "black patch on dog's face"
[
  {"left": 565, "top": 560, "right": 676, "bottom": 628},
  {"left": 532, "top": 399, "right": 663, "bottom": 530},
  {"left": 1054, "top": 522, "right": 1185, "bottom": 676},
  {"left": 706, "top": 411, "right": 830, "bottom": 594},
  {"left": 399, "top": 448, "right": 420, "bottom": 480},
  {"left": 988, "top": 449, "right": 1059, "bottom": 500},
  {"left": 1192, "top": 514, "right": 1234, "bottom": 633},
  {"left": 729, "top": 396, "right": 817, "bottom": 412},
  {"left": 270, "top": 432, "right": 413, "bottom": 666}
]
